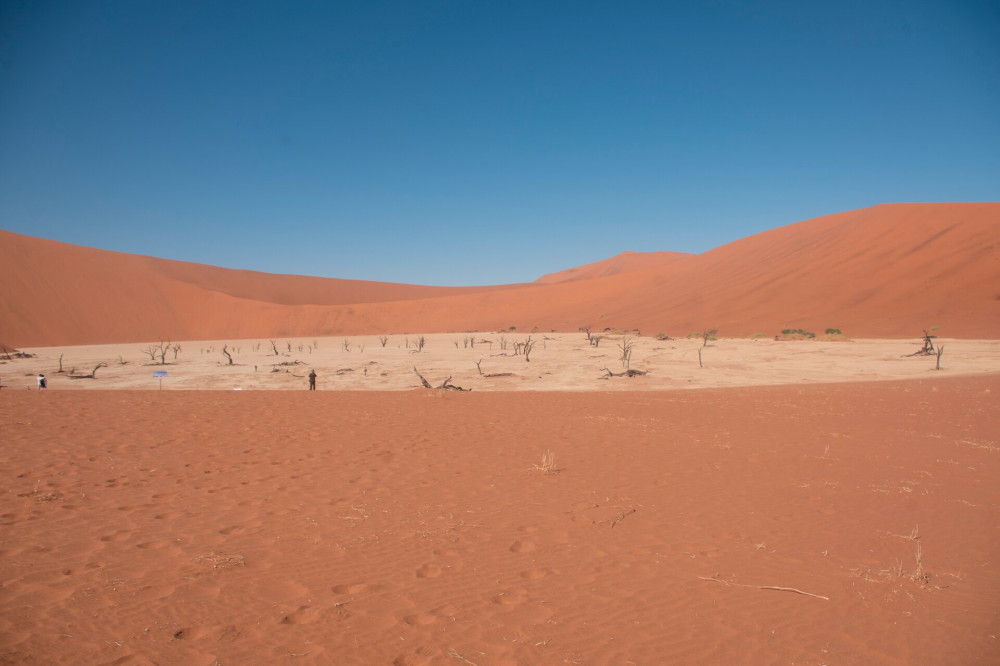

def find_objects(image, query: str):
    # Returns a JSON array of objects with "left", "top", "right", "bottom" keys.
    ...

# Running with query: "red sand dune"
[
  {"left": 534, "top": 250, "right": 693, "bottom": 284},
  {"left": 2, "top": 203, "right": 997, "bottom": 346}
]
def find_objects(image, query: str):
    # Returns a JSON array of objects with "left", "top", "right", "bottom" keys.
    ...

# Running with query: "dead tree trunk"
[
  {"left": 413, "top": 367, "right": 470, "bottom": 391},
  {"left": 600, "top": 367, "right": 647, "bottom": 379},
  {"left": 69, "top": 362, "right": 107, "bottom": 379},
  {"left": 222, "top": 345, "right": 234, "bottom": 365}
]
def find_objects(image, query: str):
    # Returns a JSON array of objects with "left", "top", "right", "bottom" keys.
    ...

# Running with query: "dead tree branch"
[{"left": 600, "top": 367, "right": 647, "bottom": 379}]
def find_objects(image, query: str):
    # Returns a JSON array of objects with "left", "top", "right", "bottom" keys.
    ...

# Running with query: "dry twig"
[{"left": 698, "top": 575, "right": 829, "bottom": 600}]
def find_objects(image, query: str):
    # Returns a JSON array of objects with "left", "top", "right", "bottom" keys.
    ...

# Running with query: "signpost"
[{"left": 153, "top": 371, "right": 167, "bottom": 390}]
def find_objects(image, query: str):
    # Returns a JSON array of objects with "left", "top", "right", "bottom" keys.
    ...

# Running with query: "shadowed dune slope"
[{"left": 2, "top": 203, "right": 997, "bottom": 346}]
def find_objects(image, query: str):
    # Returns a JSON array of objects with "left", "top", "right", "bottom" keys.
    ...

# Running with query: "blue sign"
[{"left": 153, "top": 371, "right": 168, "bottom": 377}]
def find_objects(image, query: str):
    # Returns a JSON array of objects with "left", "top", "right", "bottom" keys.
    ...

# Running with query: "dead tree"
[
  {"left": 702, "top": 329, "right": 718, "bottom": 347},
  {"left": 413, "top": 367, "right": 470, "bottom": 391},
  {"left": 142, "top": 345, "right": 158, "bottom": 362},
  {"left": 342, "top": 339, "right": 351, "bottom": 352},
  {"left": 69, "top": 362, "right": 107, "bottom": 379},
  {"left": 474, "top": 357, "right": 513, "bottom": 378},
  {"left": 523, "top": 336, "right": 536, "bottom": 362},
  {"left": 171, "top": 343, "right": 182, "bottom": 360},
  {"left": 269, "top": 339, "right": 279, "bottom": 355},
  {"left": 409, "top": 336, "right": 426, "bottom": 353},
  {"left": 600, "top": 367, "right": 647, "bottom": 379},
  {"left": 580, "top": 326, "right": 603, "bottom": 347},
  {"left": 618, "top": 336, "right": 634, "bottom": 369},
  {"left": 57, "top": 353, "right": 65, "bottom": 373},
  {"left": 935, "top": 345, "right": 945, "bottom": 370},
  {"left": 379, "top": 336, "right": 389, "bottom": 348},
  {"left": 222, "top": 345, "right": 234, "bottom": 365},
  {"left": 905, "top": 330, "right": 939, "bottom": 357}
]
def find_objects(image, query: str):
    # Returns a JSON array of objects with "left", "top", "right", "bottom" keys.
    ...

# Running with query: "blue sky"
[{"left": 2, "top": 1, "right": 998, "bottom": 285}]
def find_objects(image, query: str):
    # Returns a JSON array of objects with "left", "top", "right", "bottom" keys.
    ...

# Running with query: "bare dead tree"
[
  {"left": 581, "top": 326, "right": 604, "bottom": 347},
  {"left": 342, "top": 339, "right": 351, "bottom": 353},
  {"left": 523, "top": 336, "right": 536, "bottom": 362},
  {"left": 171, "top": 343, "right": 182, "bottom": 360},
  {"left": 269, "top": 339, "right": 279, "bottom": 355},
  {"left": 286, "top": 341, "right": 292, "bottom": 353},
  {"left": 379, "top": 336, "right": 389, "bottom": 347},
  {"left": 935, "top": 345, "right": 945, "bottom": 370},
  {"left": 57, "top": 353, "right": 65, "bottom": 373},
  {"left": 142, "top": 346, "right": 158, "bottom": 362},
  {"left": 618, "top": 336, "right": 634, "bottom": 369},
  {"left": 410, "top": 335, "right": 426, "bottom": 353},
  {"left": 474, "top": 356, "right": 513, "bottom": 378},
  {"left": 702, "top": 329, "right": 718, "bottom": 347},
  {"left": 222, "top": 345, "right": 234, "bottom": 365},
  {"left": 498, "top": 334, "right": 508, "bottom": 351},
  {"left": 157, "top": 341, "right": 170, "bottom": 365}
]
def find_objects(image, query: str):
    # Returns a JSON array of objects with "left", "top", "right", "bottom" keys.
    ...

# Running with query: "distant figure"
[
  {"left": 37, "top": 374, "right": 47, "bottom": 390},
  {"left": 308, "top": 369, "right": 317, "bottom": 390}
]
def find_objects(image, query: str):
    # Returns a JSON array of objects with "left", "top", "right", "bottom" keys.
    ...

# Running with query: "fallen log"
[
  {"left": 600, "top": 367, "right": 648, "bottom": 379},
  {"left": 413, "top": 367, "right": 471, "bottom": 391}
]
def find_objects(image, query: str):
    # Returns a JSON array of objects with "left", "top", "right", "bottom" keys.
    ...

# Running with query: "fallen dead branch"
[
  {"left": 698, "top": 575, "right": 829, "bottom": 600},
  {"left": 413, "top": 367, "right": 470, "bottom": 391},
  {"left": 611, "top": 508, "right": 636, "bottom": 528},
  {"left": 600, "top": 367, "right": 647, "bottom": 379}
]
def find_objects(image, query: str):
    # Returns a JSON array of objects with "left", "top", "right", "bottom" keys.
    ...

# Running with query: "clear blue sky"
[{"left": 2, "top": 1, "right": 998, "bottom": 286}]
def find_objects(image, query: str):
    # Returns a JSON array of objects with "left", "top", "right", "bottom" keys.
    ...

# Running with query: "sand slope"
[
  {"left": 2, "top": 203, "right": 997, "bottom": 346},
  {"left": 533, "top": 250, "right": 693, "bottom": 284},
  {"left": 1, "top": 377, "right": 997, "bottom": 664}
]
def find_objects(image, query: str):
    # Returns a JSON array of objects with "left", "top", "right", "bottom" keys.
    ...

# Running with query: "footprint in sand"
[
  {"left": 509, "top": 540, "right": 536, "bottom": 553},
  {"left": 331, "top": 583, "right": 370, "bottom": 594},
  {"left": 519, "top": 568, "right": 550, "bottom": 580},
  {"left": 99, "top": 529, "right": 131, "bottom": 542},
  {"left": 281, "top": 605, "right": 319, "bottom": 625},
  {"left": 402, "top": 612, "right": 436, "bottom": 626},
  {"left": 415, "top": 563, "right": 442, "bottom": 578},
  {"left": 491, "top": 587, "right": 528, "bottom": 606}
]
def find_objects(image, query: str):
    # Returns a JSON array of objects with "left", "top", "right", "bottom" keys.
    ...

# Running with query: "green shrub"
[
  {"left": 825, "top": 328, "right": 842, "bottom": 335},
  {"left": 781, "top": 328, "right": 815, "bottom": 339}
]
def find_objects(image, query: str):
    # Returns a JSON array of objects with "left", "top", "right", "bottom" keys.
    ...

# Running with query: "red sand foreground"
[{"left": 2, "top": 377, "right": 998, "bottom": 664}]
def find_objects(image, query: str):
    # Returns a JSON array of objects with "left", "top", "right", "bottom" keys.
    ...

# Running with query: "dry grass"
[
  {"left": 533, "top": 450, "right": 558, "bottom": 474},
  {"left": 195, "top": 552, "right": 246, "bottom": 569}
]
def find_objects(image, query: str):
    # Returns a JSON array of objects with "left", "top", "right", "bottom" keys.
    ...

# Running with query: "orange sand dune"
[
  {"left": 2, "top": 203, "right": 997, "bottom": 346},
  {"left": 534, "top": 250, "right": 693, "bottom": 284},
  {"left": 1, "top": 376, "right": 998, "bottom": 664}
]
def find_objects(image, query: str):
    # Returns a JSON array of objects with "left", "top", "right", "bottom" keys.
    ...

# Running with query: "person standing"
[
  {"left": 37, "top": 374, "right": 47, "bottom": 390},
  {"left": 308, "top": 369, "right": 317, "bottom": 390}
]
